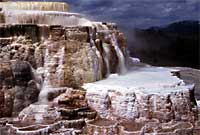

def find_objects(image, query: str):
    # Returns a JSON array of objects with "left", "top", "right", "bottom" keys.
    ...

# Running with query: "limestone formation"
[
  {"left": 84, "top": 68, "right": 198, "bottom": 122},
  {"left": 0, "top": 2, "right": 69, "bottom": 12},
  {"left": 0, "top": 21, "right": 126, "bottom": 116},
  {"left": 0, "top": 1, "right": 199, "bottom": 135}
]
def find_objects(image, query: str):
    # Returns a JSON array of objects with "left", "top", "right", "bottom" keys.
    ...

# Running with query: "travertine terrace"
[{"left": 0, "top": 1, "right": 199, "bottom": 135}]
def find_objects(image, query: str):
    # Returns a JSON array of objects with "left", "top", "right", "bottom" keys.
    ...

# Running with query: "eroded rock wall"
[
  {"left": 0, "top": 23, "right": 127, "bottom": 117},
  {"left": 86, "top": 86, "right": 198, "bottom": 122}
]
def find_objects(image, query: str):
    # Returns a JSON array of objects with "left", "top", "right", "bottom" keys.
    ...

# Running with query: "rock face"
[
  {"left": 86, "top": 118, "right": 200, "bottom": 135},
  {"left": 0, "top": 1, "right": 199, "bottom": 135},
  {"left": 0, "top": 61, "right": 15, "bottom": 117},
  {"left": 84, "top": 68, "right": 198, "bottom": 121},
  {"left": 5, "top": 88, "right": 97, "bottom": 135},
  {"left": 84, "top": 67, "right": 199, "bottom": 134},
  {"left": 0, "top": 24, "right": 126, "bottom": 87},
  {"left": 0, "top": 1, "right": 127, "bottom": 89},
  {"left": 0, "top": 60, "right": 40, "bottom": 116},
  {"left": 0, "top": 4, "right": 127, "bottom": 117},
  {"left": 0, "top": 2, "right": 69, "bottom": 12}
]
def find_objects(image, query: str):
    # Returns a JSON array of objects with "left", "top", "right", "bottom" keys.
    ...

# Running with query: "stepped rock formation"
[
  {"left": 0, "top": 2, "right": 69, "bottom": 12},
  {"left": 0, "top": 1, "right": 199, "bottom": 135},
  {"left": 85, "top": 68, "right": 192, "bottom": 120}
]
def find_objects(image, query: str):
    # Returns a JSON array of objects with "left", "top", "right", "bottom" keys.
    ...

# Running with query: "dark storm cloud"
[
  {"left": 14, "top": 0, "right": 199, "bottom": 28},
  {"left": 65, "top": 0, "right": 199, "bottom": 28}
]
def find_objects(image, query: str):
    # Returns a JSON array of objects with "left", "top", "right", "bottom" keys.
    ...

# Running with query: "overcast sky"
[
  {"left": 14, "top": 0, "right": 199, "bottom": 28},
  {"left": 67, "top": 0, "right": 199, "bottom": 28}
]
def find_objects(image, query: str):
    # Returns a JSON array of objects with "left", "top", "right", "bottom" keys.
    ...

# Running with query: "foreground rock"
[
  {"left": 0, "top": 67, "right": 200, "bottom": 134},
  {"left": 1, "top": 88, "right": 96, "bottom": 135},
  {"left": 84, "top": 67, "right": 199, "bottom": 134}
]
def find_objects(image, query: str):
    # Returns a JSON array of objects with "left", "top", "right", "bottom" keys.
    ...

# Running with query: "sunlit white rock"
[{"left": 84, "top": 67, "right": 195, "bottom": 120}]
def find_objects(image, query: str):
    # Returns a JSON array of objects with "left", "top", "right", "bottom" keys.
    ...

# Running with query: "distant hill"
[{"left": 128, "top": 20, "right": 199, "bottom": 69}]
